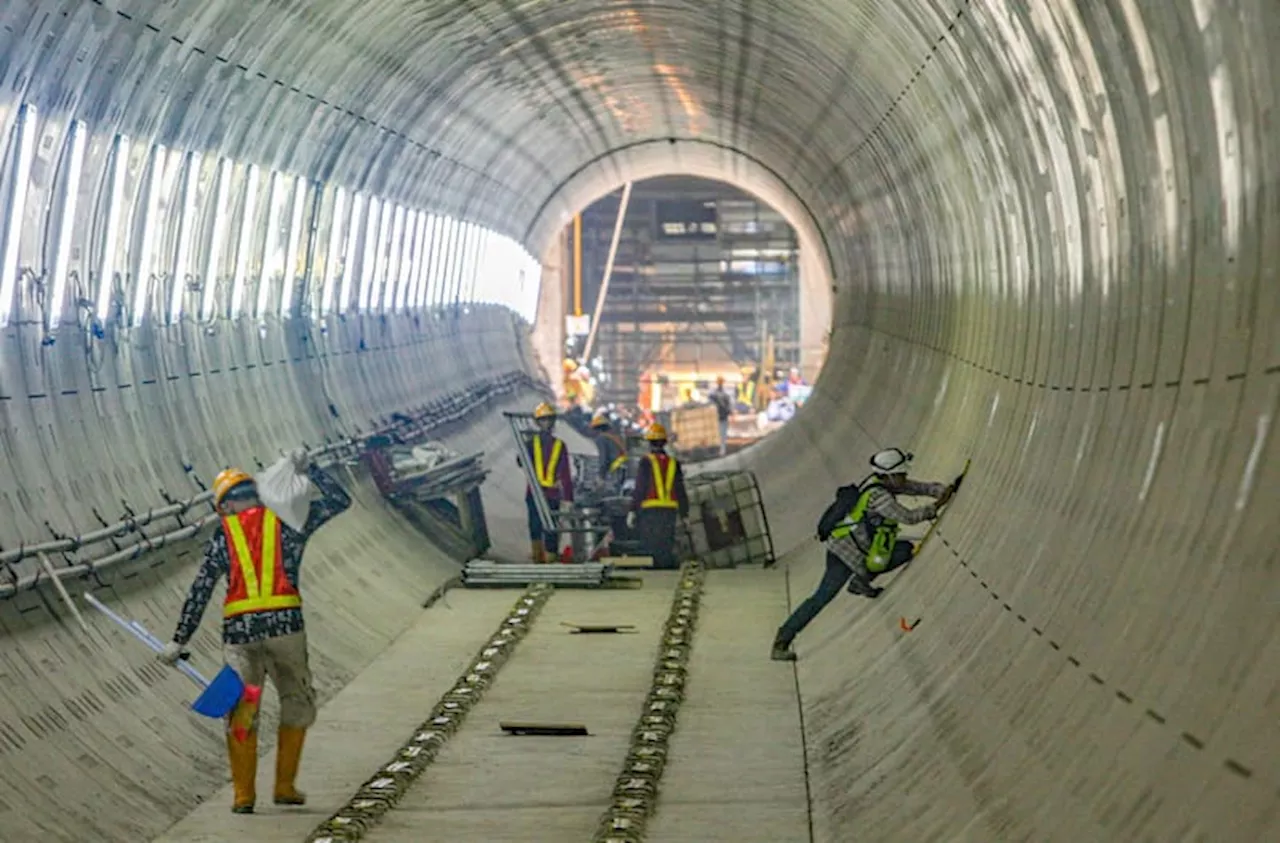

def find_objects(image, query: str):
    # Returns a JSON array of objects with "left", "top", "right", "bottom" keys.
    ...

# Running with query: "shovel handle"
[{"left": 83, "top": 592, "right": 210, "bottom": 687}]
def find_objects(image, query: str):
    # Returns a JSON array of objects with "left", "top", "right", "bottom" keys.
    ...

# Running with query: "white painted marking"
[
  {"left": 1138, "top": 422, "right": 1166, "bottom": 502},
  {"left": 987, "top": 393, "right": 1001, "bottom": 429},
  {"left": 1236, "top": 414, "right": 1270, "bottom": 511}
]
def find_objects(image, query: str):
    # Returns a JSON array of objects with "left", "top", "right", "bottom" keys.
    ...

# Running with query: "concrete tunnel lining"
[{"left": 0, "top": 0, "right": 1277, "bottom": 840}]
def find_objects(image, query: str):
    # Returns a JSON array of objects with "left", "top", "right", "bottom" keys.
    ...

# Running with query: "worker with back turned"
[
  {"left": 629, "top": 423, "right": 689, "bottom": 569},
  {"left": 159, "top": 449, "right": 352, "bottom": 813},
  {"left": 519, "top": 402, "right": 574, "bottom": 563},
  {"left": 590, "top": 410, "right": 629, "bottom": 492},
  {"left": 771, "top": 447, "right": 958, "bottom": 661}
]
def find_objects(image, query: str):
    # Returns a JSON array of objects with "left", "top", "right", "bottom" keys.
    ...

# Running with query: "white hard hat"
[{"left": 870, "top": 448, "right": 912, "bottom": 472}]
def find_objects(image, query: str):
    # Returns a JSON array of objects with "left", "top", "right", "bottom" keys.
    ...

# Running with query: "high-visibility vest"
[
  {"left": 222, "top": 508, "right": 301, "bottom": 617},
  {"left": 532, "top": 436, "right": 564, "bottom": 489},
  {"left": 640, "top": 454, "right": 680, "bottom": 509},
  {"left": 829, "top": 477, "right": 898, "bottom": 573},
  {"left": 603, "top": 433, "right": 628, "bottom": 473}
]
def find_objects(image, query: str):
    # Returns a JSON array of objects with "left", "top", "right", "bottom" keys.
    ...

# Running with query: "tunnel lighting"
[
  {"left": 281, "top": 176, "right": 306, "bottom": 318},
  {"left": 229, "top": 164, "right": 260, "bottom": 317},
  {"left": 255, "top": 171, "right": 285, "bottom": 319},
  {"left": 199, "top": 158, "right": 231, "bottom": 322},
  {"left": 0, "top": 103, "right": 39, "bottom": 327},
  {"left": 437, "top": 218, "right": 458, "bottom": 306},
  {"left": 401, "top": 210, "right": 421, "bottom": 309},
  {"left": 371, "top": 203, "right": 393, "bottom": 312},
  {"left": 383, "top": 204, "right": 405, "bottom": 312},
  {"left": 167, "top": 151, "right": 202, "bottom": 324},
  {"left": 410, "top": 213, "right": 430, "bottom": 308},
  {"left": 95, "top": 134, "right": 130, "bottom": 323},
  {"left": 422, "top": 215, "right": 442, "bottom": 307},
  {"left": 399, "top": 209, "right": 418, "bottom": 310},
  {"left": 397, "top": 209, "right": 419, "bottom": 312},
  {"left": 319, "top": 186, "right": 346, "bottom": 318},
  {"left": 129, "top": 144, "right": 167, "bottom": 328},
  {"left": 358, "top": 198, "right": 382, "bottom": 312},
  {"left": 48, "top": 119, "right": 88, "bottom": 330},
  {"left": 339, "top": 193, "right": 364, "bottom": 315}
]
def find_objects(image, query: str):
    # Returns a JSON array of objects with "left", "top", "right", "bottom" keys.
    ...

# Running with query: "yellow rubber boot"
[
  {"left": 226, "top": 730, "right": 258, "bottom": 814},
  {"left": 531, "top": 540, "right": 545, "bottom": 564},
  {"left": 273, "top": 726, "right": 307, "bottom": 806}
]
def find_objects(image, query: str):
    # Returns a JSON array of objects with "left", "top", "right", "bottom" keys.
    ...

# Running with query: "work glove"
[
  {"left": 157, "top": 641, "right": 189, "bottom": 666},
  {"left": 288, "top": 448, "right": 311, "bottom": 473},
  {"left": 626, "top": 511, "right": 636, "bottom": 529},
  {"left": 935, "top": 484, "right": 956, "bottom": 509}
]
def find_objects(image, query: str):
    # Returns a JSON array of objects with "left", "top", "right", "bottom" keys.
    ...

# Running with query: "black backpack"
[{"left": 816, "top": 482, "right": 864, "bottom": 541}]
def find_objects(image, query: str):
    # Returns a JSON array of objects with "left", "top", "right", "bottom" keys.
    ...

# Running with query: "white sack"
[{"left": 255, "top": 454, "right": 314, "bottom": 532}]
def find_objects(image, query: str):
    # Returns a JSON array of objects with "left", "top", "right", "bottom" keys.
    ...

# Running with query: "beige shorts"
[{"left": 225, "top": 631, "right": 317, "bottom": 729}]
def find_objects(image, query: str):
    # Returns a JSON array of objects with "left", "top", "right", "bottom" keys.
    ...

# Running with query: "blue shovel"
[{"left": 83, "top": 591, "right": 252, "bottom": 719}]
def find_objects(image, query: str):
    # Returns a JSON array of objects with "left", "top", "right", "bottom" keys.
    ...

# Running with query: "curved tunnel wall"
[{"left": 0, "top": 1, "right": 1277, "bottom": 841}]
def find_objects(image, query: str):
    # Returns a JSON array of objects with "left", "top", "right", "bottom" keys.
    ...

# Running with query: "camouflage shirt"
[{"left": 172, "top": 465, "right": 352, "bottom": 646}]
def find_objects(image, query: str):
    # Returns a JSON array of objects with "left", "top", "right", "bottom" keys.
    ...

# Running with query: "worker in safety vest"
[
  {"left": 590, "top": 411, "right": 629, "bottom": 492},
  {"left": 519, "top": 402, "right": 574, "bottom": 563},
  {"left": 158, "top": 450, "right": 352, "bottom": 813},
  {"left": 628, "top": 423, "right": 689, "bottom": 569},
  {"left": 771, "top": 447, "right": 957, "bottom": 661}
]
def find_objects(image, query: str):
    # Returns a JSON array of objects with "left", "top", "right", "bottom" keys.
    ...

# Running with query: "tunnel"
[{"left": 0, "top": 1, "right": 1276, "bottom": 841}]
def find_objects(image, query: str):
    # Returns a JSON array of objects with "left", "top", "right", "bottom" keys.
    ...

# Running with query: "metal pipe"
[
  {"left": 0, "top": 370, "right": 532, "bottom": 597},
  {"left": 39, "top": 552, "right": 88, "bottom": 632},
  {"left": 573, "top": 213, "right": 583, "bottom": 317},
  {"left": 580, "top": 181, "right": 632, "bottom": 364}
]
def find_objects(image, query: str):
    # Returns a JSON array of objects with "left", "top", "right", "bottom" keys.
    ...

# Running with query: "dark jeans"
[
  {"left": 525, "top": 492, "right": 560, "bottom": 548},
  {"left": 636, "top": 508, "right": 679, "bottom": 569},
  {"left": 776, "top": 540, "right": 914, "bottom": 646}
]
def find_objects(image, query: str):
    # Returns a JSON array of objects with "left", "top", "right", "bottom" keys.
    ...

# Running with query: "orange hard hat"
[
  {"left": 212, "top": 468, "right": 255, "bottom": 505},
  {"left": 645, "top": 423, "right": 668, "bottom": 441},
  {"left": 533, "top": 402, "right": 557, "bottom": 420}
]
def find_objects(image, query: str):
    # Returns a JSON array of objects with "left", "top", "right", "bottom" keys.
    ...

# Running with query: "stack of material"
[
  {"left": 393, "top": 450, "right": 488, "bottom": 501},
  {"left": 462, "top": 560, "right": 610, "bottom": 588}
]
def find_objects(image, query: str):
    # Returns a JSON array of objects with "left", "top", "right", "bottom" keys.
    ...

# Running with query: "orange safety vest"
[
  {"left": 222, "top": 508, "right": 301, "bottom": 618},
  {"left": 640, "top": 454, "right": 680, "bottom": 509},
  {"left": 532, "top": 436, "right": 564, "bottom": 489}
]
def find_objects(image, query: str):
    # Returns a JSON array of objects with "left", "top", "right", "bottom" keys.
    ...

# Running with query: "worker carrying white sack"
[
  {"left": 771, "top": 447, "right": 957, "bottom": 662},
  {"left": 158, "top": 449, "right": 352, "bottom": 814}
]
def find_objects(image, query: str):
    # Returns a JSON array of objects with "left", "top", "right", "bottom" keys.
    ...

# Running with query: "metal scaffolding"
[{"left": 570, "top": 176, "right": 801, "bottom": 406}]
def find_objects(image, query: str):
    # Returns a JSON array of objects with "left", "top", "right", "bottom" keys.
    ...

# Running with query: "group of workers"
[
  {"left": 149, "top": 391, "right": 953, "bottom": 816},
  {"left": 521, "top": 401, "right": 688, "bottom": 568}
]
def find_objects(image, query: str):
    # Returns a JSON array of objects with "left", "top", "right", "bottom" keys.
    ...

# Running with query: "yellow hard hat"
[
  {"left": 590, "top": 411, "right": 610, "bottom": 428},
  {"left": 645, "top": 423, "right": 668, "bottom": 441},
  {"left": 533, "top": 402, "right": 557, "bottom": 420},
  {"left": 212, "top": 468, "right": 255, "bottom": 505}
]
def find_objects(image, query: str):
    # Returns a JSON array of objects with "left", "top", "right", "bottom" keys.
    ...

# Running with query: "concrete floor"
[
  {"left": 153, "top": 590, "right": 521, "bottom": 843},
  {"left": 152, "top": 568, "right": 811, "bottom": 842},
  {"left": 645, "top": 569, "right": 810, "bottom": 843}
]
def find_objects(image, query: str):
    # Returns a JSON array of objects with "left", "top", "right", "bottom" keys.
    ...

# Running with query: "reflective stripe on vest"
[
  {"left": 532, "top": 436, "right": 564, "bottom": 489},
  {"left": 604, "top": 433, "right": 628, "bottom": 473},
  {"left": 640, "top": 454, "right": 680, "bottom": 509},
  {"left": 222, "top": 508, "right": 301, "bottom": 617}
]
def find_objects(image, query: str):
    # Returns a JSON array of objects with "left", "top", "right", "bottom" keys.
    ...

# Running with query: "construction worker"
[
  {"left": 159, "top": 449, "right": 352, "bottom": 812},
  {"left": 709, "top": 376, "right": 733, "bottom": 456},
  {"left": 629, "top": 423, "right": 688, "bottom": 569},
  {"left": 590, "top": 410, "right": 629, "bottom": 491},
  {"left": 771, "top": 447, "right": 957, "bottom": 661},
  {"left": 519, "top": 402, "right": 574, "bottom": 562}
]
